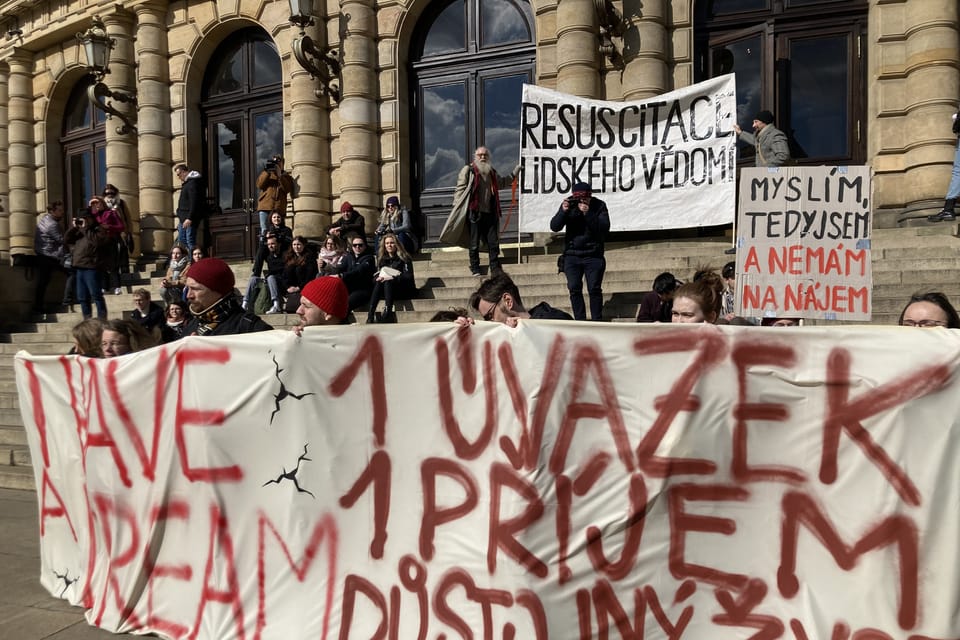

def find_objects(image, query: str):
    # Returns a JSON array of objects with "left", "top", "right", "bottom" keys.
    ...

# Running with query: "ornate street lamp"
[
  {"left": 76, "top": 17, "right": 138, "bottom": 135},
  {"left": 289, "top": 0, "right": 341, "bottom": 101}
]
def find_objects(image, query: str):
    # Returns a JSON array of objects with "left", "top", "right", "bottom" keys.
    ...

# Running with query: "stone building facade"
[{"left": 0, "top": 0, "right": 956, "bottom": 263}]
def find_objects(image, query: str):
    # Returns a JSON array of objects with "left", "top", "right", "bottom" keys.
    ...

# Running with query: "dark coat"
[
  {"left": 64, "top": 221, "right": 110, "bottom": 270},
  {"left": 176, "top": 174, "right": 207, "bottom": 224},
  {"left": 339, "top": 249, "right": 376, "bottom": 293},
  {"left": 550, "top": 197, "right": 611, "bottom": 258},
  {"left": 183, "top": 297, "right": 272, "bottom": 336},
  {"left": 132, "top": 302, "right": 165, "bottom": 332},
  {"left": 529, "top": 302, "right": 573, "bottom": 320}
]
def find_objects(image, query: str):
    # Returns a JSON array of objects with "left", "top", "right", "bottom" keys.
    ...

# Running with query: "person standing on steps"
[
  {"left": 928, "top": 108, "right": 960, "bottom": 222},
  {"left": 550, "top": 181, "right": 610, "bottom": 321},
  {"left": 444, "top": 146, "right": 516, "bottom": 278}
]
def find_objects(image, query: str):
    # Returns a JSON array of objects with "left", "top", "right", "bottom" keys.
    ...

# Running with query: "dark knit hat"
[
  {"left": 186, "top": 258, "right": 235, "bottom": 296},
  {"left": 386, "top": 196, "right": 400, "bottom": 207},
  {"left": 571, "top": 182, "right": 592, "bottom": 198},
  {"left": 340, "top": 201, "right": 354, "bottom": 213},
  {"left": 755, "top": 110, "right": 775, "bottom": 125},
  {"left": 302, "top": 276, "right": 349, "bottom": 319}
]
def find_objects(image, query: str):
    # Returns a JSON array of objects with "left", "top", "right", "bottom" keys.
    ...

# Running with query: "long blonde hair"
[{"left": 376, "top": 232, "right": 411, "bottom": 265}]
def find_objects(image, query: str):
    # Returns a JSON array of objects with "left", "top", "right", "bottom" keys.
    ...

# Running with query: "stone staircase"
[{"left": 2, "top": 224, "right": 959, "bottom": 490}]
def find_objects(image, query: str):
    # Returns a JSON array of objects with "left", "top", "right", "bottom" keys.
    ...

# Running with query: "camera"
[{"left": 265, "top": 161, "right": 277, "bottom": 172}]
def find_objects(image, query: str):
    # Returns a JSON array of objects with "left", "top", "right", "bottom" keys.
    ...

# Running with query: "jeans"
[
  {"left": 76, "top": 268, "right": 107, "bottom": 319},
  {"left": 563, "top": 254, "right": 606, "bottom": 321},
  {"left": 468, "top": 210, "right": 501, "bottom": 274},
  {"left": 177, "top": 220, "right": 196, "bottom": 251},
  {"left": 257, "top": 210, "right": 270, "bottom": 239},
  {"left": 946, "top": 138, "right": 960, "bottom": 201},
  {"left": 245, "top": 274, "right": 281, "bottom": 306}
]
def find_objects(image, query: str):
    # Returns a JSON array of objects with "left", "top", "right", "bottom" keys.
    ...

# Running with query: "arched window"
[
  {"left": 60, "top": 77, "right": 107, "bottom": 219},
  {"left": 201, "top": 27, "right": 283, "bottom": 259},
  {"left": 411, "top": 0, "right": 535, "bottom": 243},
  {"left": 695, "top": 0, "right": 868, "bottom": 165}
]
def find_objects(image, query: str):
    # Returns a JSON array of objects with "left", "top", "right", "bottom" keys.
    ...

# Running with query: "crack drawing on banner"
[
  {"left": 269, "top": 353, "right": 315, "bottom": 424},
  {"left": 53, "top": 568, "right": 78, "bottom": 597},
  {"left": 262, "top": 444, "right": 315, "bottom": 498}
]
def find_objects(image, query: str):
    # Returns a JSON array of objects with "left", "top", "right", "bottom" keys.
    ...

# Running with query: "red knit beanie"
[
  {"left": 340, "top": 201, "right": 353, "bottom": 213},
  {"left": 186, "top": 258, "right": 235, "bottom": 296},
  {"left": 301, "top": 276, "right": 349, "bottom": 319}
]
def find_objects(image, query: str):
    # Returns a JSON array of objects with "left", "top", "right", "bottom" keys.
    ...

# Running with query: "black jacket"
[
  {"left": 253, "top": 246, "right": 286, "bottom": 279},
  {"left": 529, "top": 302, "right": 573, "bottom": 320},
  {"left": 176, "top": 174, "right": 207, "bottom": 224},
  {"left": 132, "top": 302, "right": 165, "bottom": 332},
  {"left": 549, "top": 197, "right": 610, "bottom": 258},
  {"left": 184, "top": 296, "right": 273, "bottom": 336},
  {"left": 339, "top": 249, "right": 376, "bottom": 293}
]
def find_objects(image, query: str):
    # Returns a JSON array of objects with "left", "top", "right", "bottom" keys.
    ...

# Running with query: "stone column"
[
  {"left": 101, "top": 11, "right": 140, "bottom": 258},
  {"left": 621, "top": 0, "right": 667, "bottom": 100},
  {"left": 6, "top": 49, "right": 36, "bottom": 257},
  {"left": 872, "top": 0, "right": 959, "bottom": 217},
  {"left": 134, "top": 1, "right": 173, "bottom": 255},
  {"left": 556, "top": 0, "right": 601, "bottom": 97},
  {"left": 289, "top": 21, "right": 332, "bottom": 240},
  {"left": 0, "top": 63, "right": 9, "bottom": 260},
  {"left": 337, "top": 0, "right": 380, "bottom": 233},
  {"left": 898, "top": 0, "right": 960, "bottom": 208}
]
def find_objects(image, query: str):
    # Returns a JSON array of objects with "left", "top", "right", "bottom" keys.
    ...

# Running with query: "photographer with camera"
[
  {"left": 64, "top": 210, "right": 110, "bottom": 320},
  {"left": 257, "top": 154, "right": 294, "bottom": 241},
  {"left": 550, "top": 181, "right": 610, "bottom": 321}
]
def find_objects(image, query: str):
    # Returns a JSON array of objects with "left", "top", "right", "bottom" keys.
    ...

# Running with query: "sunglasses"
[
  {"left": 352, "top": 243, "right": 365, "bottom": 248},
  {"left": 104, "top": 191, "right": 117, "bottom": 196}
]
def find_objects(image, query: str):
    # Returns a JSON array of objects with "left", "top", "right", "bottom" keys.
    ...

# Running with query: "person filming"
[{"left": 256, "top": 154, "right": 294, "bottom": 241}]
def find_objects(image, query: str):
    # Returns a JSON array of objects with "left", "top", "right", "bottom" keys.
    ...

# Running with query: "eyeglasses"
[{"left": 902, "top": 320, "right": 947, "bottom": 328}]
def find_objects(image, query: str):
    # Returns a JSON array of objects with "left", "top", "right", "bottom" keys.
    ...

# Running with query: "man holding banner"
[{"left": 733, "top": 109, "right": 791, "bottom": 167}]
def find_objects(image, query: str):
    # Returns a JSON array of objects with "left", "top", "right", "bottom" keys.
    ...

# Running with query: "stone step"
[
  {"left": 0, "top": 424, "right": 27, "bottom": 445},
  {"left": 0, "top": 444, "right": 31, "bottom": 467},
  {"left": 0, "top": 465, "right": 34, "bottom": 491}
]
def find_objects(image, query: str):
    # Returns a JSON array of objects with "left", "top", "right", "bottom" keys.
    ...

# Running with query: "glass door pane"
[
  {"left": 482, "top": 72, "right": 526, "bottom": 171},
  {"left": 213, "top": 118, "right": 244, "bottom": 213},
  {"left": 420, "top": 81, "right": 468, "bottom": 191},
  {"left": 253, "top": 110, "right": 284, "bottom": 175},
  {"left": 67, "top": 151, "right": 93, "bottom": 219},
  {"left": 711, "top": 26, "right": 767, "bottom": 165},
  {"left": 784, "top": 33, "right": 850, "bottom": 161}
]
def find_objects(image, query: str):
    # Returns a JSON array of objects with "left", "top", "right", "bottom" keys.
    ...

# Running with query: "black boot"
[
  {"left": 366, "top": 308, "right": 377, "bottom": 324},
  {"left": 928, "top": 198, "right": 956, "bottom": 222}
]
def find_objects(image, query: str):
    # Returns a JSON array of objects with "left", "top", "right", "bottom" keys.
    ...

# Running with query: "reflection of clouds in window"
[
  {"left": 481, "top": 0, "right": 529, "bottom": 47},
  {"left": 423, "top": 1, "right": 465, "bottom": 56},
  {"left": 424, "top": 87, "right": 465, "bottom": 127},
  {"left": 210, "top": 48, "right": 243, "bottom": 95},
  {"left": 255, "top": 112, "right": 284, "bottom": 167},
  {"left": 485, "top": 126, "right": 520, "bottom": 168},
  {"left": 424, "top": 146, "right": 465, "bottom": 189},
  {"left": 252, "top": 41, "right": 282, "bottom": 87}
]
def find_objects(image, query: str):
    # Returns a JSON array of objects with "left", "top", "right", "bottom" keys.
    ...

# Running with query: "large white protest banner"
[
  {"left": 518, "top": 76, "right": 738, "bottom": 232},
  {"left": 15, "top": 323, "right": 960, "bottom": 639},
  {"left": 734, "top": 166, "right": 873, "bottom": 321}
]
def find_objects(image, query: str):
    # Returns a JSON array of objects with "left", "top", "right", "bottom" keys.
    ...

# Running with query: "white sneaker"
[
  {"left": 266, "top": 303, "right": 282, "bottom": 314},
  {"left": 114, "top": 288, "right": 122, "bottom": 295}
]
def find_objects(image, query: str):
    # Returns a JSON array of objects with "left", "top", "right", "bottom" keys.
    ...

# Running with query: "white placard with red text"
[{"left": 15, "top": 322, "right": 960, "bottom": 639}]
